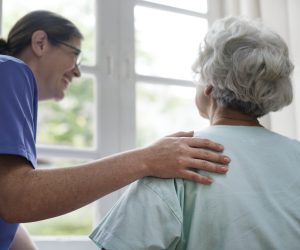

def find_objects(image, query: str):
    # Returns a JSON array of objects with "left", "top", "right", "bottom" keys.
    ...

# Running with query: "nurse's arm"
[{"left": 0, "top": 134, "right": 229, "bottom": 223}]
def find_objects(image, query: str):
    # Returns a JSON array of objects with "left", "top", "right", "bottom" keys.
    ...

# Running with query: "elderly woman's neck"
[{"left": 208, "top": 105, "right": 262, "bottom": 127}]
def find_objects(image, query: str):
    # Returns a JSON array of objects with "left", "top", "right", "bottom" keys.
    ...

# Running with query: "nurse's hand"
[{"left": 142, "top": 131, "right": 230, "bottom": 184}]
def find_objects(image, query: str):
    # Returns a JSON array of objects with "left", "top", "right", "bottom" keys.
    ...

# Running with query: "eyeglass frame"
[{"left": 51, "top": 39, "right": 82, "bottom": 67}]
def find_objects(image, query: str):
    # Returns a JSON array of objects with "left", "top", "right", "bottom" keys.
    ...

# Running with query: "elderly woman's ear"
[{"left": 204, "top": 85, "right": 213, "bottom": 96}]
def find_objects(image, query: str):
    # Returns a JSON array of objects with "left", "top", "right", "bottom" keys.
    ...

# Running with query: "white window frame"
[
  {"left": 93, "top": 0, "right": 224, "bottom": 226},
  {"left": 0, "top": 0, "right": 222, "bottom": 248}
]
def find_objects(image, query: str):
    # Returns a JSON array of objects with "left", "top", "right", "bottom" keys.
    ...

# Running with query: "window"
[
  {"left": 0, "top": 0, "right": 221, "bottom": 248},
  {"left": 134, "top": 1, "right": 210, "bottom": 147},
  {"left": 93, "top": 0, "right": 219, "bottom": 229}
]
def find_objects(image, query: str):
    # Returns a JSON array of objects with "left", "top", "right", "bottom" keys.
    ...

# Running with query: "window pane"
[
  {"left": 145, "top": 0, "right": 207, "bottom": 13},
  {"left": 37, "top": 76, "right": 95, "bottom": 148},
  {"left": 25, "top": 205, "right": 92, "bottom": 236},
  {"left": 2, "top": 0, "right": 95, "bottom": 65},
  {"left": 135, "top": 6, "right": 208, "bottom": 80},
  {"left": 136, "top": 83, "right": 209, "bottom": 147}
]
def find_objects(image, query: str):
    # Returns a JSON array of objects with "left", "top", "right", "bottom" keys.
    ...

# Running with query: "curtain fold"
[{"left": 218, "top": 0, "right": 299, "bottom": 139}]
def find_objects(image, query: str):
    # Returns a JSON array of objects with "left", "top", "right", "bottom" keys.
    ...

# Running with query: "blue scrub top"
[{"left": 0, "top": 55, "right": 38, "bottom": 249}]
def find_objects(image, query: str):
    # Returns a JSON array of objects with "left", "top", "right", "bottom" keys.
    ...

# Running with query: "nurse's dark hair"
[{"left": 0, "top": 10, "right": 83, "bottom": 56}]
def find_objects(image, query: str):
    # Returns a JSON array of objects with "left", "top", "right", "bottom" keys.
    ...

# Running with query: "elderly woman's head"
[{"left": 193, "top": 17, "right": 294, "bottom": 118}]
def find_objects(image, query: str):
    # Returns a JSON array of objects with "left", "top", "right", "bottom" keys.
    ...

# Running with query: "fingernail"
[
  {"left": 223, "top": 156, "right": 231, "bottom": 163},
  {"left": 221, "top": 167, "right": 228, "bottom": 172},
  {"left": 218, "top": 144, "right": 224, "bottom": 150},
  {"left": 207, "top": 177, "right": 213, "bottom": 184}
]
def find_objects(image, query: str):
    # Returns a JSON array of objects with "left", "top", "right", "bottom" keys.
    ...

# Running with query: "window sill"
[{"left": 34, "top": 236, "right": 97, "bottom": 250}]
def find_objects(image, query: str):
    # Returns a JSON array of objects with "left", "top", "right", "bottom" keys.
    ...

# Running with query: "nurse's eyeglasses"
[{"left": 53, "top": 40, "right": 82, "bottom": 67}]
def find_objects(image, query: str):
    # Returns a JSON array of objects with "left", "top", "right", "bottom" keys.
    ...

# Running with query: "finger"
[
  {"left": 178, "top": 170, "right": 213, "bottom": 185},
  {"left": 166, "top": 131, "right": 194, "bottom": 137},
  {"left": 185, "top": 138, "right": 224, "bottom": 152},
  {"left": 190, "top": 148, "right": 231, "bottom": 164},
  {"left": 188, "top": 158, "right": 229, "bottom": 174}
]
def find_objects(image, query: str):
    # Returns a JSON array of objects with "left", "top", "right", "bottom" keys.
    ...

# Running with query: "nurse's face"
[{"left": 37, "top": 37, "right": 82, "bottom": 101}]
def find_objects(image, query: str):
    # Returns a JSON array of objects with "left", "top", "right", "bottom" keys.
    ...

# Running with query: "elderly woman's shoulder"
[{"left": 291, "top": 137, "right": 300, "bottom": 149}]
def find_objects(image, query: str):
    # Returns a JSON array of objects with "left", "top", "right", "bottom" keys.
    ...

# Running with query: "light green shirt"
[{"left": 90, "top": 126, "right": 300, "bottom": 250}]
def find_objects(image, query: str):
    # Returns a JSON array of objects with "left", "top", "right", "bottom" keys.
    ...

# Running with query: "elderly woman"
[{"left": 90, "top": 17, "right": 300, "bottom": 250}]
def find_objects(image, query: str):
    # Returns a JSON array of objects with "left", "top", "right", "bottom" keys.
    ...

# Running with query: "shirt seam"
[{"left": 141, "top": 181, "right": 183, "bottom": 224}]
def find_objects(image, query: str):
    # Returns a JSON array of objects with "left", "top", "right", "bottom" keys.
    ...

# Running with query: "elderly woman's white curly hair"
[{"left": 193, "top": 16, "right": 294, "bottom": 117}]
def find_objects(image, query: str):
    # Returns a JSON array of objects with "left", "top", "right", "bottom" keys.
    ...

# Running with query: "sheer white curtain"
[{"left": 218, "top": 0, "right": 300, "bottom": 139}]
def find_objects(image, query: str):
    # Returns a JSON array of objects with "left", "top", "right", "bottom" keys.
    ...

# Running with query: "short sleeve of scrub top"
[{"left": 0, "top": 55, "right": 38, "bottom": 167}]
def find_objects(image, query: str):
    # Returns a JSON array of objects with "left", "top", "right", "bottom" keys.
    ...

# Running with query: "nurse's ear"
[{"left": 31, "top": 30, "right": 49, "bottom": 57}]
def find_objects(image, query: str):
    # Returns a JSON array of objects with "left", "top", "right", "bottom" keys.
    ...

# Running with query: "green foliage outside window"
[
  {"left": 37, "top": 77, "right": 95, "bottom": 148},
  {"left": 25, "top": 204, "right": 92, "bottom": 235}
]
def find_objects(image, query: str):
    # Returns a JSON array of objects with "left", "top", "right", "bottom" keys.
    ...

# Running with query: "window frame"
[{"left": 93, "top": 0, "right": 223, "bottom": 228}]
